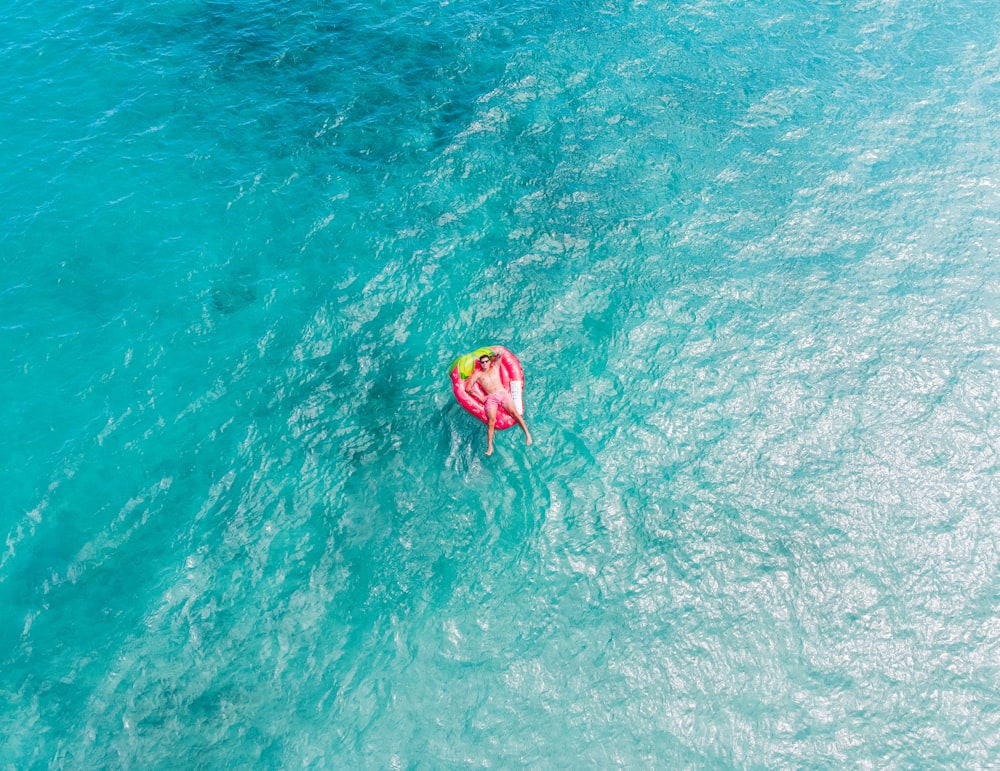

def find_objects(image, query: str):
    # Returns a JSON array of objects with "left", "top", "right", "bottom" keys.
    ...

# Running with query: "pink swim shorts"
[{"left": 484, "top": 389, "right": 511, "bottom": 414}]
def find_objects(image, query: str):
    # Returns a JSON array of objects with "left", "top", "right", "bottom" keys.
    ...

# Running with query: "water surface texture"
[{"left": 3, "top": 0, "right": 999, "bottom": 767}]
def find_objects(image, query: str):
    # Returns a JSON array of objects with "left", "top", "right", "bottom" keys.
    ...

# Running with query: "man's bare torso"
[{"left": 474, "top": 366, "right": 506, "bottom": 395}]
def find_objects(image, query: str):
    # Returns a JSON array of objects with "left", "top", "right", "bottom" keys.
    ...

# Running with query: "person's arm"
[
  {"left": 464, "top": 371, "right": 480, "bottom": 396},
  {"left": 465, "top": 371, "right": 490, "bottom": 404}
]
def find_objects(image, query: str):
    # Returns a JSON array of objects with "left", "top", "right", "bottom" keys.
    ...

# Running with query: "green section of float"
[{"left": 449, "top": 346, "right": 496, "bottom": 379}]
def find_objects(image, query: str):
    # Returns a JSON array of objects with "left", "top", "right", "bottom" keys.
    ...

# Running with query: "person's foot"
[
  {"left": 525, "top": 432, "right": 533, "bottom": 446},
  {"left": 486, "top": 445, "right": 494, "bottom": 456}
]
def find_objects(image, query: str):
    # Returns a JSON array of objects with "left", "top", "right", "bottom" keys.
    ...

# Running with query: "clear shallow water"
[{"left": 2, "top": 0, "right": 999, "bottom": 767}]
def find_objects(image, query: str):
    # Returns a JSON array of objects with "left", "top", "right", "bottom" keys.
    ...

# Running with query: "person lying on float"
[{"left": 464, "top": 351, "right": 532, "bottom": 455}]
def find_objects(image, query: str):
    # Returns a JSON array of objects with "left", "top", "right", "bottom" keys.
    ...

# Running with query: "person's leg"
[
  {"left": 486, "top": 405, "right": 497, "bottom": 455},
  {"left": 503, "top": 398, "right": 532, "bottom": 445}
]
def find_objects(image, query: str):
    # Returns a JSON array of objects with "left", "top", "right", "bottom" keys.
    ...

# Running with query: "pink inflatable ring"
[{"left": 449, "top": 345, "right": 525, "bottom": 429}]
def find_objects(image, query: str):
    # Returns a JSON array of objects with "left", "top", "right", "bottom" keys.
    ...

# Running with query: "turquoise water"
[{"left": 3, "top": 0, "right": 999, "bottom": 766}]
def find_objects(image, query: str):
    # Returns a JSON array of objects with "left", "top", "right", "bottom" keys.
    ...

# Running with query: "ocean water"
[{"left": 3, "top": 0, "right": 999, "bottom": 766}]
